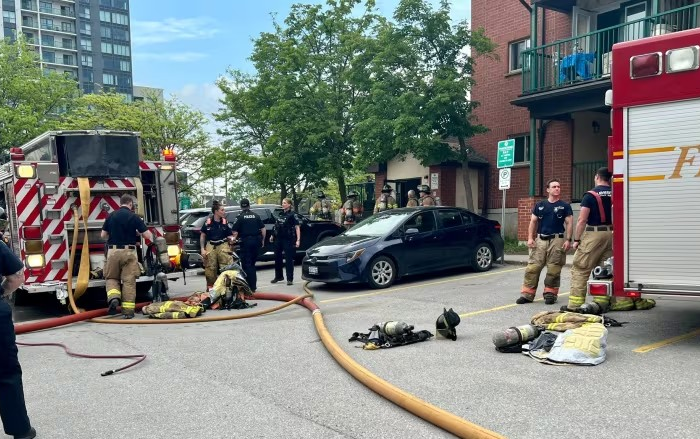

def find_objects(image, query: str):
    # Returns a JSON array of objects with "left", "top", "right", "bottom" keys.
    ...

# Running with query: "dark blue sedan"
[{"left": 302, "top": 207, "right": 504, "bottom": 289}]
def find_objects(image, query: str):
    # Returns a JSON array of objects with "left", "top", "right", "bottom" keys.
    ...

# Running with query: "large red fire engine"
[
  {"left": 587, "top": 28, "right": 700, "bottom": 300},
  {"left": 0, "top": 130, "right": 187, "bottom": 304}
]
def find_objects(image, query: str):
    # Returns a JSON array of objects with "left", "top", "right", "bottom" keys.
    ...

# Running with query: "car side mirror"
[
  {"left": 0, "top": 207, "right": 5, "bottom": 219},
  {"left": 405, "top": 228, "right": 419, "bottom": 235}
]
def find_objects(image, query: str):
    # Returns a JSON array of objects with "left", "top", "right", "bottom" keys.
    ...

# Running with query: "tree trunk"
[
  {"left": 280, "top": 183, "right": 288, "bottom": 204},
  {"left": 337, "top": 172, "right": 347, "bottom": 203},
  {"left": 458, "top": 136, "right": 475, "bottom": 212},
  {"left": 291, "top": 186, "right": 299, "bottom": 210}
]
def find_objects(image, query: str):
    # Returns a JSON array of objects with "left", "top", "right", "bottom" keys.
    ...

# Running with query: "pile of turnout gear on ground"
[{"left": 142, "top": 265, "right": 256, "bottom": 319}]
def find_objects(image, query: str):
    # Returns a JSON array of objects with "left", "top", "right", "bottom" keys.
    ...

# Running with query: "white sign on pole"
[
  {"left": 430, "top": 173, "right": 439, "bottom": 190},
  {"left": 499, "top": 168, "right": 511, "bottom": 190}
]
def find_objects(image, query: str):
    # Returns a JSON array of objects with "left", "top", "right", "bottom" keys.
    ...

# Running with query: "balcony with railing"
[
  {"left": 522, "top": 3, "right": 700, "bottom": 95},
  {"left": 39, "top": 6, "right": 75, "bottom": 18},
  {"left": 21, "top": 1, "right": 37, "bottom": 12}
]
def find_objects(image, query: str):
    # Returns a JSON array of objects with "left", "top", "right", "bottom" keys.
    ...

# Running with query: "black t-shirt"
[
  {"left": 0, "top": 241, "right": 23, "bottom": 279},
  {"left": 200, "top": 216, "right": 233, "bottom": 241},
  {"left": 580, "top": 185, "right": 612, "bottom": 226},
  {"left": 275, "top": 210, "right": 299, "bottom": 238},
  {"left": 532, "top": 200, "right": 573, "bottom": 235},
  {"left": 102, "top": 206, "right": 148, "bottom": 246},
  {"left": 232, "top": 210, "right": 264, "bottom": 237}
]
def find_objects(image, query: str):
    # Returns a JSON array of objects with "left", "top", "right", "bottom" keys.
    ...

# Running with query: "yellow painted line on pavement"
[
  {"left": 633, "top": 328, "right": 700, "bottom": 353},
  {"left": 319, "top": 266, "right": 526, "bottom": 304},
  {"left": 459, "top": 292, "right": 571, "bottom": 318}
]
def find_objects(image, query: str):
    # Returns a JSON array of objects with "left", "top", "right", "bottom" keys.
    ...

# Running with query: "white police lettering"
[{"left": 243, "top": 214, "right": 256, "bottom": 219}]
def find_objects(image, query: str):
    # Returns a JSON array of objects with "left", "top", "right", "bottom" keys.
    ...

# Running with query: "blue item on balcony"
[{"left": 559, "top": 52, "right": 596, "bottom": 83}]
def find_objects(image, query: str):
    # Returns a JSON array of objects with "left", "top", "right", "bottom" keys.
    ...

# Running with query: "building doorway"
[{"left": 386, "top": 178, "right": 421, "bottom": 208}]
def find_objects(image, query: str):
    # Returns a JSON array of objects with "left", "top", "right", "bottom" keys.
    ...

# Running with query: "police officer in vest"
[
  {"left": 200, "top": 200, "right": 234, "bottom": 289},
  {"left": 517, "top": 178, "right": 573, "bottom": 305},
  {"left": 565, "top": 167, "right": 613, "bottom": 311},
  {"left": 231, "top": 198, "right": 265, "bottom": 292},
  {"left": 101, "top": 194, "right": 154, "bottom": 319},
  {"left": 0, "top": 242, "right": 37, "bottom": 439},
  {"left": 271, "top": 198, "right": 300, "bottom": 285}
]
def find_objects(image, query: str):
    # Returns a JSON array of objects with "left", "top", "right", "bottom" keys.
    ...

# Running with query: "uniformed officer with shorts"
[
  {"left": 200, "top": 201, "right": 234, "bottom": 288},
  {"left": 517, "top": 179, "right": 573, "bottom": 305},
  {"left": 101, "top": 194, "right": 154, "bottom": 318},
  {"left": 231, "top": 199, "right": 265, "bottom": 292}
]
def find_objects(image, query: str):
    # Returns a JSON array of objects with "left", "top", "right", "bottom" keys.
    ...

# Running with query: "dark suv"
[{"left": 181, "top": 204, "right": 344, "bottom": 264}]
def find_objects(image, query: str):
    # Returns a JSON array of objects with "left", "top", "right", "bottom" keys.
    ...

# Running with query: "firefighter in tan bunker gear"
[
  {"left": 309, "top": 191, "right": 333, "bottom": 220},
  {"left": 418, "top": 185, "right": 436, "bottom": 206},
  {"left": 101, "top": 194, "right": 153, "bottom": 319},
  {"left": 517, "top": 179, "right": 573, "bottom": 306},
  {"left": 374, "top": 184, "right": 397, "bottom": 214},
  {"left": 200, "top": 201, "right": 234, "bottom": 288},
  {"left": 341, "top": 191, "right": 363, "bottom": 227},
  {"left": 564, "top": 167, "right": 655, "bottom": 312},
  {"left": 406, "top": 190, "right": 419, "bottom": 207}
]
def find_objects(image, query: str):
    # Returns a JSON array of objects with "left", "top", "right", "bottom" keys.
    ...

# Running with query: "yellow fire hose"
[
  {"left": 302, "top": 283, "right": 505, "bottom": 439},
  {"left": 65, "top": 177, "right": 92, "bottom": 310}
]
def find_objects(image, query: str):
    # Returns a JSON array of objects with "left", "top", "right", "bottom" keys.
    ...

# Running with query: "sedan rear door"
[
  {"left": 435, "top": 209, "right": 472, "bottom": 265},
  {"left": 399, "top": 211, "right": 443, "bottom": 273}
]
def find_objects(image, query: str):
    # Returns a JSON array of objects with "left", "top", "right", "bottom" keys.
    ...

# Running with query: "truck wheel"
[{"left": 366, "top": 256, "right": 396, "bottom": 289}]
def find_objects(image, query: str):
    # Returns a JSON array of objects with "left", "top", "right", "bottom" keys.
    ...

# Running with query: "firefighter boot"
[
  {"left": 543, "top": 293, "right": 557, "bottom": 305},
  {"left": 107, "top": 298, "right": 121, "bottom": 316}
]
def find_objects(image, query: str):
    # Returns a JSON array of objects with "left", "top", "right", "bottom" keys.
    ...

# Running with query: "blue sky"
[{"left": 130, "top": 0, "right": 471, "bottom": 119}]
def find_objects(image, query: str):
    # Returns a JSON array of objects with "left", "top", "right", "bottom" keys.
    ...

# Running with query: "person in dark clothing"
[
  {"left": 0, "top": 242, "right": 37, "bottom": 439},
  {"left": 270, "top": 198, "right": 300, "bottom": 286},
  {"left": 231, "top": 199, "right": 266, "bottom": 292}
]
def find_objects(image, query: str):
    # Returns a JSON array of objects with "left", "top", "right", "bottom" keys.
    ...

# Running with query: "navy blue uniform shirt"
[
  {"left": 532, "top": 200, "right": 573, "bottom": 235},
  {"left": 274, "top": 210, "right": 299, "bottom": 238},
  {"left": 102, "top": 206, "right": 148, "bottom": 246},
  {"left": 580, "top": 185, "right": 612, "bottom": 226},
  {"left": 0, "top": 241, "right": 23, "bottom": 280},
  {"left": 200, "top": 216, "right": 233, "bottom": 242},
  {"left": 232, "top": 210, "right": 264, "bottom": 237}
]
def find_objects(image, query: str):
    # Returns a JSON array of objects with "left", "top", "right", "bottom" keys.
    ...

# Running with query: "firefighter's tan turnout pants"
[
  {"left": 566, "top": 230, "right": 612, "bottom": 311},
  {"left": 520, "top": 236, "right": 567, "bottom": 301},
  {"left": 204, "top": 242, "right": 233, "bottom": 287},
  {"left": 105, "top": 248, "right": 141, "bottom": 316}
]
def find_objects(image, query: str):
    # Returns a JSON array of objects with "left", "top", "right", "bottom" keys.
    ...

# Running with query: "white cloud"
[
  {"left": 171, "top": 83, "right": 224, "bottom": 115},
  {"left": 131, "top": 17, "right": 220, "bottom": 46},
  {"left": 134, "top": 52, "right": 209, "bottom": 62}
]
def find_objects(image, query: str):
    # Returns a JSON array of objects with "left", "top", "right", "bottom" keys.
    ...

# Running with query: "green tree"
[
  {"left": 354, "top": 0, "right": 495, "bottom": 211},
  {"left": 217, "top": 0, "right": 382, "bottom": 203},
  {"left": 0, "top": 37, "right": 78, "bottom": 151},
  {"left": 59, "top": 93, "right": 210, "bottom": 179}
]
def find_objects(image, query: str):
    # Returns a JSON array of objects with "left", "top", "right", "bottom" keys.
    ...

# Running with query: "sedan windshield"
[{"left": 345, "top": 211, "right": 414, "bottom": 236}]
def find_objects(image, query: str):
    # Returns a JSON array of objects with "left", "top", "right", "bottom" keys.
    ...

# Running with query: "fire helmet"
[
  {"left": 381, "top": 184, "right": 392, "bottom": 193},
  {"left": 347, "top": 190, "right": 359, "bottom": 198},
  {"left": 435, "top": 308, "right": 461, "bottom": 341},
  {"left": 418, "top": 185, "right": 431, "bottom": 194}
]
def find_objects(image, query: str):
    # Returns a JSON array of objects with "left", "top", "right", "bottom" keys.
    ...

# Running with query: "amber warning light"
[{"left": 162, "top": 147, "right": 176, "bottom": 162}]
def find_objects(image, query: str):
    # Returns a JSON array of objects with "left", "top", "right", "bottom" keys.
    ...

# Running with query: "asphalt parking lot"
[{"left": 10, "top": 261, "right": 700, "bottom": 439}]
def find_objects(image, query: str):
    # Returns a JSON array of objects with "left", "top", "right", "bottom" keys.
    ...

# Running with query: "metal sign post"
[
  {"left": 497, "top": 140, "right": 515, "bottom": 238},
  {"left": 498, "top": 168, "right": 511, "bottom": 237}
]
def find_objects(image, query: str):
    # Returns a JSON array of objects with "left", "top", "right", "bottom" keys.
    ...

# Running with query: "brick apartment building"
[{"left": 470, "top": 0, "right": 699, "bottom": 239}]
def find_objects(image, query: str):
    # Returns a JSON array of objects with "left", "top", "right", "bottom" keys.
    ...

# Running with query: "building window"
[
  {"left": 79, "top": 6, "right": 90, "bottom": 19},
  {"left": 81, "top": 54, "right": 92, "bottom": 67},
  {"left": 2, "top": 11, "right": 16, "bottom": 24},
  {"left": 80, "top": 22, "right": 91, "bottom": 35},
  {"left": 82, "top": 69, "right": 93, "bottom": 82},
  {"left": 42, "top": 51, "right": 56, "bottom": 63},
  {"left": 119, "top": 60, "right": 130, "bottom": 71},
  {"left": 508, "top": 38, "right": 530, "bottom": 73},
  {"left": 99, "top": 10, "right": 111, "bottom": 22},
  {"left": 101, "top": 42, "right": 113, "bottom": 54},
  {"left": 62, "top": 54, "right": 74, "bottom": 66},
  {"left": 101, "top": 26, "right": 111, "bottom": 38},
  {"left": 111, "top": 12, "right": 128, "bottom": 25},
  {"left": 113, "top": 44, "right": 129, "bottom": 56},
  {"left": 4, "top": 28, "right": 17, "bottom": 42},
  {"left": 80, "top": 38, "right": 92, "bottom": 51},
  {"left": 113, "top": 0, "right": 127, "bottom": 10},
  {"left": 510, "top": 135, "right": 530, "bottom": 164},
  {"left": 103, "top": 73, "right": 116, "bottom": 85}
]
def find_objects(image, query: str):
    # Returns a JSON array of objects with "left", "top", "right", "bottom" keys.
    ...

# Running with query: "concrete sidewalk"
[{"left": 502, "top": 253, "right": 574, "bottom": 267}]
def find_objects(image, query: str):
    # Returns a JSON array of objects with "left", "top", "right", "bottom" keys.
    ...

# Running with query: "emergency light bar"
[{"left": 666, "top": 45, "right": 699, "bottom": 73}]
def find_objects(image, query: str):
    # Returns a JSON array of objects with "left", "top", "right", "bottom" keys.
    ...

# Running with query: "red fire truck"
[
  {"left": 0, "top": 130, "right": 187, "bottom": 304},
  {"left": 587, "top": 28, "right": 700, "bottom": 300}
]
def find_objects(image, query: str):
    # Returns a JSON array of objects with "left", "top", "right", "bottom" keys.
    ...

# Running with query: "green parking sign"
[
  {"left": 179, "top": 196, "right": 191, "bottom": 210},
  {"left": 497, "top": 139, "right": 515, "bottom": 169}
]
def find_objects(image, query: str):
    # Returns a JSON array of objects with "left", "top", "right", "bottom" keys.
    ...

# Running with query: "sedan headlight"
[{"left": 346, "top": 248, "right": 365, "bottom": 263}]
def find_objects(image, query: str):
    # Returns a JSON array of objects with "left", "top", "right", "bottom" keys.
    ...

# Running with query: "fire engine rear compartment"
[{"left": 625, "top": 97, "right": 700, "bottom": 295}]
